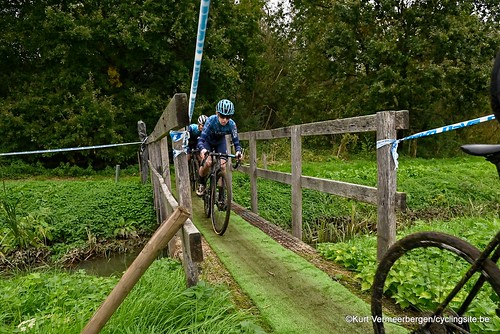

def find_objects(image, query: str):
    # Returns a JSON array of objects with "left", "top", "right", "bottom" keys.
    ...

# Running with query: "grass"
[
  {"left": 232, "top": 154, "right": 500, "bottom": 243},
  {"left": 0, "top": 258, "right": 263, "bottom": 333},
  {"left": 1, "top": 178, "right": 156, "bottom": 259}
]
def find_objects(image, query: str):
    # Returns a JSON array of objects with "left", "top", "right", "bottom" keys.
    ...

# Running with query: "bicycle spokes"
[{"left": 210, "top": 173, "right": 231, "bottom": 235}]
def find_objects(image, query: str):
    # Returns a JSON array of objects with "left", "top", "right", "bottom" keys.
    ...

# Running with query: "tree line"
[{"left": 1, "top": 0, "right": 499, "bottom": 167}]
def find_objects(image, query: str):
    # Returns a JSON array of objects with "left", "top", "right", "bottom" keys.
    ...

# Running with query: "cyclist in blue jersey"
[
  {"left": 196, "top": 99, "right": 243, "bottom": 196},
  {"left": 187, "top": 114, "right": 208, "bottom": 158}
]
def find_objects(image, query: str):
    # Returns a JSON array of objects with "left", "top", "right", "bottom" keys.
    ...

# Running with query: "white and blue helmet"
[{"left": 216, "top": 99, "right": 235, "bottom": 116}]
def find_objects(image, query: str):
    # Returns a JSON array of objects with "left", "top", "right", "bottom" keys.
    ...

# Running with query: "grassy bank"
[{"left": 0, "top": 258, "right": 263, "bottom": 333}]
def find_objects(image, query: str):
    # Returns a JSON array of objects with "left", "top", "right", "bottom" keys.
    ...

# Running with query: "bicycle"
[
  {"left": 201, "top": 152, "right": 240, "bottom": 236},
  {"left": 371, "top": 148, "right": 500, "bottom": 334},
  {"left": 188, "top": 149, "right": 201, "bottom": 192},
  {"left": 371, "top": 50, "right": 500, "bottom": 334}
]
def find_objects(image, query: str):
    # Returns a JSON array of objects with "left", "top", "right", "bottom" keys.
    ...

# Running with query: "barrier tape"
[
  {"left": 377, "top": 114, "right": 496, "bottom": 169},
  {"left": 0, "top": 142, "right": 142, "bottom": 157},
  {"left": 188, "top": 0, "right": 211, "bottom": 122},
  {"left": 170, "top": 130, "right": 189, "bottom": 158}
]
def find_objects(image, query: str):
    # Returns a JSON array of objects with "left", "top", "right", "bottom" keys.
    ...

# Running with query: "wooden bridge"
[
  {"left": 82, "top": 93, "right": 409, "bottom": 333},
  {"left": 139, "top": 92, "right": 408, "bottom": 286}
]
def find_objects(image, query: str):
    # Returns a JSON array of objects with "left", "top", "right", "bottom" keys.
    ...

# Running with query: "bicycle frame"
[{"left": 201, "top": 151, "right": 240, "bottom": 235}]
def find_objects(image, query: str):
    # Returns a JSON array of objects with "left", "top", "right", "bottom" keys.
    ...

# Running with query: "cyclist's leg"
[
  {"left": 214, "top": 139, "right": 228, "bottom": 177},
  {"left": 197, "top": 143, "right": 214, "bottom": 196}
]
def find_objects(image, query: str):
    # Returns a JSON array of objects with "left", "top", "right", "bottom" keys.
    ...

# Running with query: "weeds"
[
  {"left": 0, "top": 182, "right": 54, "bottom": 254},
  {"left": 0, "top": 259, "right": 264, "bottom": 333}
]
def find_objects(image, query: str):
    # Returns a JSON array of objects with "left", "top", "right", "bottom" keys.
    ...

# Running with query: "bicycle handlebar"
[{"left": 201, "top": 152, "right": 241, "bottom": 169}]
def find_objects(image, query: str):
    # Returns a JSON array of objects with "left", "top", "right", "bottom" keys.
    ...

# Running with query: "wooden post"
[
  {"left": 115, "top": 165, "right": 120, "bottom": 183},
  {"left": 172, "top": 135, "right": 199, "bottom": 287},
  {"left": 291, "top": 126, "right": 302, "bottom": 240},
  {"left": 249, "top": 133, "right": 258, "bottom": 214},
  {"left": 225, "top": 135, "right": 233, "bottom": 189},
  {"left": 262, "top": 153, "right": 268, "bottom": 170},
  {"left": 81, "top": 207, "right": 190, "bottom": 334},
  {"left": 376, "top": 111, "right": 397, "bottom": 261},
  {"left": 148, "top": 143, "right": 160, "bottom": 224},
  {"left": 137, "top": 121, "right": 149, "bottom": 184}
]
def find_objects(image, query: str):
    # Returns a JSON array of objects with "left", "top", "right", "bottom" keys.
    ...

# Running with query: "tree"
[
  {"left": 267, "top": 0, "right": 500, "bottom": 154},
  {"left": 0, "top": 0, "right": 266, "bottom": 166}
]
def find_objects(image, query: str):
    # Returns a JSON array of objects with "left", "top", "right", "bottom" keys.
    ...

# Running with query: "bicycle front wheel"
[
  {"left": 210, "top": 171, "right": 231, "bottom": 235},
  {"left": 371, "top": 231, "right": 500, "bottom": 334}
]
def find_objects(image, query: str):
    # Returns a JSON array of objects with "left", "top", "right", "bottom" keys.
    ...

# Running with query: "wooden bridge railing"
[
  {"left": 137, "top": 93, "right": 203, "bottom": 286},
  {"left": 237, "top": 110, "right": 409, "bottom": 260}
]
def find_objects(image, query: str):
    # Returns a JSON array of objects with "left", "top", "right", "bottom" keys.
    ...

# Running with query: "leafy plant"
[{"left": 0, "top": 184, "right": 54, "bottom": 253}]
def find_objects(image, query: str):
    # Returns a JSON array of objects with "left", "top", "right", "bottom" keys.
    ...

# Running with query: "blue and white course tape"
[
  {"left": 377, "top": 114, "right": 496, "bottom": 169},
  {"left": 0, "top": 142, "right": 142, "bottom": 157}
]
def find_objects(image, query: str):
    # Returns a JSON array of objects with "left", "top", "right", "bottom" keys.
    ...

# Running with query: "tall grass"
[{"left": 0, "top": 259, "right": 264, "bottom": 333}]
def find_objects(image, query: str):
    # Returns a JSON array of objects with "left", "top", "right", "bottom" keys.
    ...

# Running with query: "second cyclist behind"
[
  {"left": 196, "top": 99, "right": 243, "bottom": 196},
  {"left": 187, "top": 114, "right": 208, "bottom": 162}
]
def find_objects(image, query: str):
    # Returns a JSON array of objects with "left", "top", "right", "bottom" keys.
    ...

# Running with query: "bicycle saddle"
[{"left": 461, "top": 144, "right": 500, "bottom": 178}]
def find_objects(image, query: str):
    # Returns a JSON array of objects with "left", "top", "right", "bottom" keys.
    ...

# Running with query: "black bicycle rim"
[
  {"left": 203, "top": 176, "right": 212, "bottom": 218},
  {"left": 210, "top": 172, "right": 231, "bottom": 235},
  {"left": 371, "top": 231, "right": 500, "bottom": 334},
  {"left": 189, "top": 159, "right": 196, "bottom": 191}
]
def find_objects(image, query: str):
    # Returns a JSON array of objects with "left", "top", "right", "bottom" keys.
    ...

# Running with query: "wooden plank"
[
  {"left": 237, "top": 166, "right": 406, "bottom": 208},
  {"left": 301, "top": 114, "right": 377, "bottom": 135},
  {"left": 149, "top": 161, "right": 178, "bottom": 209},
  {"left": 172, "top": 136, "right": 200, "bottom": 287},
  {"left": 301, "top": 176, "right": 406, "bottom": 209},
  {"left": 291, "top": 126, "right": 302, "bottom": 240},
  {"left": 147, "top": 93, "right": 189, "bottom": 144},
  {"left": 238, "top": 111, "right": 409, "bottom": 140},
  {"left": 81, "top": 207, "right": 190, "bottom": 334},
  {"left": 160, "top": 136, "right": 172, "bottom": 191},
  {"left": 239, "top": 126, "right": 292, "bottom": 140},
  {"left": 256, "top": 168, "right": 292, "bottom": 184},
  {"left": 249, "top": 133, "right": 258, "bottom": 213},
  {"left": 149, "top": 161, "right": 202, "bottom": 264}
]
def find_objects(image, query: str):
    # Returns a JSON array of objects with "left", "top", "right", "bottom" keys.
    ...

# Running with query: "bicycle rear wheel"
[
  {"left": 372, "top": 231, "right": 500, "bottom": 334},
  {"left": 210, "top": 171, "right": 231, "bottom": 235}
]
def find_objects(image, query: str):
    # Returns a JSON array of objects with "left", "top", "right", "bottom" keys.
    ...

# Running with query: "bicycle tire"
[
  {"left": 203, "top": 175, "right": 212, "bottom": 218},
  {"left": 372, "top": 231, "right": 500, "bottom": 334},
  {"left": 188, "top": 158, "right": 196, "bottom": 191},
  {"left": 210, "top": 171, "right": 231, "bottom": 235}
]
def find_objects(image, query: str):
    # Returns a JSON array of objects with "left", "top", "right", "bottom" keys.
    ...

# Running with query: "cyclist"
[
  {"left": 187, "top": 114, "right": 208, "bottom": 161},
  {"left": 196, "top": 99, "right": 243, "bottom": 196}
]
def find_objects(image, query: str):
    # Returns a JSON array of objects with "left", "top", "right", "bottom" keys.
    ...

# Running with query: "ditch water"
[{"left": 72, "top": 250, "right": 141, "bottom": 277}]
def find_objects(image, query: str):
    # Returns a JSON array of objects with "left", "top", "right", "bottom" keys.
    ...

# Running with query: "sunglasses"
[{"left": 218, "top": 114, "right": 231, "bottom": 120}]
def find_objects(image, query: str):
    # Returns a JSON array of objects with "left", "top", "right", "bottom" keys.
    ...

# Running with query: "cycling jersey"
[
  {"left": 187, "top": 124, "right": 201, "bottom": 151},
  {"left": 197, "top": 115, "right": 242, "bottom": 153}
]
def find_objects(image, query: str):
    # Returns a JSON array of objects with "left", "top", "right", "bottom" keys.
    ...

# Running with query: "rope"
[
  {"left": 0, "top": 142, "right": 142, "bottom": 157},
  {"left": 188, "top": 0, "right": 211, "bottom": 122},
  {"left": 377, "top": 114, "right": 496, "bottom": 169}
]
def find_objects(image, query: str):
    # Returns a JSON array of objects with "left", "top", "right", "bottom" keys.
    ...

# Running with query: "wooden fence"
[
  {"left": 138, "top": 93, "right": 203, "bottom": 286},
  {"left": 237, "top": 110, "right": 409, "bottom": 260}
]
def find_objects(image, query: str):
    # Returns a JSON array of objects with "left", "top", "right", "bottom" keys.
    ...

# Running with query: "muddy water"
[{"left": 73, "top": 250, "right": 141, "bottom": 277}]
